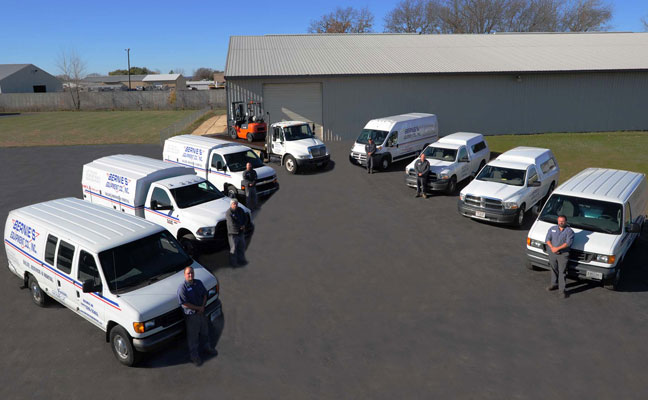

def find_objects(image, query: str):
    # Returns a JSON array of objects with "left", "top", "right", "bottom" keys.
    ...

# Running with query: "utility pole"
[{"left": 125, "top": 48, "right": 131, "bottom": 90}]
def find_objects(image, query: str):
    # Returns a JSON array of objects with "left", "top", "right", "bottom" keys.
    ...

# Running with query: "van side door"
[
  {"left": 208, "top": 152, "right": 229, "bottom": 191},
  {"left": 51, "top": 239, "right": 78, "bottom": 309},
  {"left": 271, "top": 127, "right": 285, "bottom": 156},
  {"left": 526, "top": 165, "right": 543, "bottom": 207},
  {"left": 456, "top": 146, "right": 471, "bottom": 181},
  {"left": 387, "top": 131, "right": 400, "bottom": 157},
  {"left": 145, "top": 186, "right": 181, "bottom": 235},
  {"left": 75, "top": 250, "right": 105, "bottom": 328}
]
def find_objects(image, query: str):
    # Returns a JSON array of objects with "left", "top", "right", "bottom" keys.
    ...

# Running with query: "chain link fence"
[{"left": 159, "top": 107, "right": 212, "bottom": 145}]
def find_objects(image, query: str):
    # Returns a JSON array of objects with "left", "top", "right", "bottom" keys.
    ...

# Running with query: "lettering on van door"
[
  {"left": 9, "top": 219, "right": 39, "bottom": 255},
  {"left": 105, "top": 173, "right": 131, "bottom": 194}
]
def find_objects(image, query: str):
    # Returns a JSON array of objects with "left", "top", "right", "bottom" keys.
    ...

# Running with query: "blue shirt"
[
  {"left": 177, "top": 279, "right": 207, "bottom": 315},
  {"left": 545, "top": 225, "right": 575, "bottom": 251}
]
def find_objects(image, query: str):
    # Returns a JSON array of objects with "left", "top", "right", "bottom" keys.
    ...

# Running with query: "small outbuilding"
[
  {"left": 0, "top": 64, "right": 63, "bottom": 93},
  {"left": 142, "top": 74, "right": 187, "bottom": 90}
]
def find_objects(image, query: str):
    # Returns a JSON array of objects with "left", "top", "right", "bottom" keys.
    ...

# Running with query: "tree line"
[{"left": 308, "top": 0, "right": 639, "bottom": 34}]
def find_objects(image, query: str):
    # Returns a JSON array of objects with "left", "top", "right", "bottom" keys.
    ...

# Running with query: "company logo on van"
[
  {"left": 10, "top": 219, "right": 39, "bottom": 254},
  {"left": 182, "top": 146, "right": 204, "bottom": 161},
  {"left": 105, "top": 173, "right": 131, "bottom": 194}
]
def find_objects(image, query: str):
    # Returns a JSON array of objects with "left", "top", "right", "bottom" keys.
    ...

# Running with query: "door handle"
[
  {"left": 57, "top": 280, "right": 61, "bottom": 287},
  {"left": 76, "top": 291, "right": 80, "bottom": 298}
]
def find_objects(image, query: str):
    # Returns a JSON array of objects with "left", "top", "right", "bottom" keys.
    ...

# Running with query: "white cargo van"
[
  {"left": 163, "top": 134, "right": 279, "bottom": 199},
  {"left": 350, "top": 113, "right": 438, "bottom": 170},
  {"left": 266, "top": 121, "right": 330, "bottom": 174},
  {"left": 3, "top": 198, "right": 223, "bottom": 366},
  {"left": 82, "top": 154, "right": 253, "bottom": 256},
  {"left": 458, "top": 147, "right": 559, "bottom": 227},
  {"left": 526, "top": 168, "right": 647, "bottom": 290},
  {"left": 405, "top": 132, "right": 489, "bottom": 194}
]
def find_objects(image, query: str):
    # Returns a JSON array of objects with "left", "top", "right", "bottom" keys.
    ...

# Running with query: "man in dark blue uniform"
[
  {"left": 226, "top": 198, "right": 248, "bottom": 267},
  {"left": 177, "top": 266, "right": 217, "bottom": 366},
  {"left": 414, "top": 153, "right": 430, "bottom": 198},
  {"left": 242, "top": 162, "right": 258, "bottom": 210},
  {"left": 365, "top": 138, "right": 377, "bottom": 174},
  {"left": 545, "top": 215, "right": 575, "bottom": 298}
]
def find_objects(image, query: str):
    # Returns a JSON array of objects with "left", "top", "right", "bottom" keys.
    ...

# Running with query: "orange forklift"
[{"left": 228, "top": 101, "right": 267, "bottom": 142}]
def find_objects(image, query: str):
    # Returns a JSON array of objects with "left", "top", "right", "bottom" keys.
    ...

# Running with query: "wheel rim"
[
  {"left": 113, "top": 335, "right": 129, "bottom": 360},
  {"left": 518, "top": 207, "right": 525, "bottom": 225},
  {"left": 382, "top": 159, "right": 388, "bottom": 169},
  {"left": 286, "top": 158, "right": 295, "bottom": 171},
  {"left": 228, "top": 188, "right": 236, "bottom": 198},
  {"left": 31, "top": 281, "right": 42, "bottom": 302}
]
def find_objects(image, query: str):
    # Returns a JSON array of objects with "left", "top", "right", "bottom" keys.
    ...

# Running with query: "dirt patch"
[{"left": 193, "top": 114, "right": 227, "bottom": 135}]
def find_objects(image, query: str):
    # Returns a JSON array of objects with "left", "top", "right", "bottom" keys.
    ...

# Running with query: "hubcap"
[
  {"left": 382, "top": 159, "right": 388, "bottom": 169},
  {"left": 286, "top": 159, "right": 294, "bottom": 171},
  {"left": 31, "top": 282, "right": 41, "bottom": 302},
  {"left": 518, "top": 208, "right": 525, "bottom": 224},
  {"left": 114, "top": 335, "right": 129, "bottom": 359}
]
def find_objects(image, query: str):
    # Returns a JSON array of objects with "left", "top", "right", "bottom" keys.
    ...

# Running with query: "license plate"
[
  {"left": 586, "top": 270, "right": 603, "bottom": 280},
  {"left": 475, "top": 211, "right": 486, "bottom": 218}
]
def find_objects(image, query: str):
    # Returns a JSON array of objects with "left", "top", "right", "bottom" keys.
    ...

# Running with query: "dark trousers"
[
  {"left": 366, "top": 154, "right": 374, "bottom": 172},
  {"left": 548, "top": 251, "right": 569, "bottom": 292},
  {"left": 246, "top": 186, "right": 258, "bottom": 210},
  {"left": 228, "top": 232, "right": 247, "bottom": 264},
  {"left": 416, "top": 175, "right": 428, "bottom": 195},
  {"left": 185, "top": 313, "right": 216, "bottom": 360}
]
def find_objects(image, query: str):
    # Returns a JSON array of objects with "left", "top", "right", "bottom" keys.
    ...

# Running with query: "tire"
[
  {"left": 380, "top": 156, "right": 391, "bottom": 171},
  {"left": 445, "top": 176, "right": 457, "bottom": 195},
  {"left": 526, "top": 261, "right": 539, "bottom": 271},
  {"left": 110, "top": 326, "right": 139, "bottom": 367},
  {"left": 348, "top": 155, "right": 357, "bottom": 165},
  {"left": 318, "top": 160, "right": 329, "bottom": 169},
  {"left": 226, "top": 185, "right": 238, "bottom": 199},
  {"left": 246, "top": 133, "right": 253, "bottom": 143},
  {"left": 604, "top": 264, "right": 622, "bottom": 291},
  {"left": 228, "top": 127, "right": 237, "bottom": 140},
  {"left": 28, "top": 275, "right": 47, "bottom": 307},
  {"left": 180, "top": 234, "right": 198, "bottom": 258},
  {"left": 514, "top": 204, "right": 526, "bottom": 227},
  {"left": 284, "top": 155, "right": 298, "bottom": 174}
]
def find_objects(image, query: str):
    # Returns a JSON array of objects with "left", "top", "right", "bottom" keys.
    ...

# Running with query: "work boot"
[
  {"left": 238, "top": 258, "right": 248, "bottom": 266},
  {"left": 422, "top": 193, "right": 428, "bottom": 199},
  {"left": 561, "top": 291, "right": 570, "bottom": 299},
  {"left": 203, "top": 347, "right": 218, "bottom": 356},
  {"left": 546, "top": 285, "right": 558, "bottom": 291},
  {"left": 415, "top": 193, "right": 421, "bottom": 198},
  {"left": 229, "top": 255, "right": 238, "bottom": 267},
  {"left": 191, "top": 356, "right": 203, "bottom": 367}
]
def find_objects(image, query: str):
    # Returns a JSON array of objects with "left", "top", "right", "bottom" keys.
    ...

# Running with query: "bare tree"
[
  {"left": 193, "top": 67, "right": 216, "bottom": 80},
  {"left": 308, "top": 7, "right": 374, "bottom": 33},
  {"left": 642, "top": 15, "right": 648, "bottom": 31},
  {"left": 173, "top": 67, "right": 185, "bottom": 75},
  {"left": 560, "top": 0, "right": 612, "bottom": 31},
  {"left": 56, "top": 50, "right": 86, "bottom": 111},
  {"left": 385, "top": 0, "right": 431, "bottom": 33}
]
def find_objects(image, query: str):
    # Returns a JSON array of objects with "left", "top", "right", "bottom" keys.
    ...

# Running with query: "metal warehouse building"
[
  {"left": 225, "top": 33, "right": 648, "bottom": 141},
  {"left": 0, "top": 64, "right": 62, "bottom": 93}
]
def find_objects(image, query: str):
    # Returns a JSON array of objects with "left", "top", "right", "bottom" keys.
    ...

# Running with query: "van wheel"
[
  {"left": 604, "top": 265, "right": 622, "bottom": 291},
  {"left": 284, "top": 155, "right": 297, "bottom": 174},
  {"left": 180, "top": 234, "right": 197, "bottom": 258},
  {"left": 226, "top": 185, "right": 238, "bottom": 199},
  {"left": 246, "top": 133, "right": 254, "bottom": 142},
  {"left": 228, "top": 127, "right": 237, "bottom": 139},
  {"left": 28, "top": 275, "right": 47, "bottom": 307},
  {"left": 380, "top": 156, "right": 391, "bottom": 170},
  {"left": 515, "top": 204, "right": 526, "bottom": 227},
  {"left": 445, "top": 176, "right": 457, "bottom": 195},
  {"left": 110, "top": 326, "right": 139, "bottom": 367}
]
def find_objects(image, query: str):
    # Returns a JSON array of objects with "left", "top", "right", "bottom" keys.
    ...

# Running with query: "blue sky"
[{"left": 1, "top": 0, "right": 646, "bottom": 76}]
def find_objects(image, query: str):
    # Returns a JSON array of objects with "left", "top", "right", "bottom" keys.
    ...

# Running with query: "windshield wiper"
[{"left": 572, "top": 222, "right": 616, "bottom": 234}]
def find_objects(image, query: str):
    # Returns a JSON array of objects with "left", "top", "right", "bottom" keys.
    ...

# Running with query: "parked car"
[
  {"left": 405, "top": 132, "right": 489, "bottom": 194},
  {"left": 457, "top": 147, "right": 559, "bottom": 226},
  {"left": 526, "top": 168, "right": 647, "bottom": 290}
]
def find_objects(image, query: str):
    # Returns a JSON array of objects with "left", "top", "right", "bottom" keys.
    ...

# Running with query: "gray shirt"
[
  {"left": 545, "top": 225, "right": 574, "bottom": 251},
  {"left": 414, "top": 159, "right": 430, "bottom": 175},
  {"left": 226, "top": 207, "right": 247, "bottom": 235}
]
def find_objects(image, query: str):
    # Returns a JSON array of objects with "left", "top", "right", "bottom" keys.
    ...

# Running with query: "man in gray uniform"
[
  {"left": 414, "top": 153, "right": 430, "bottom": 198},
  {"left": 242, "top": 162, "right": 258, "bottom": 210},
  {"left": 365, "top": 138, "right": 376, "bottom": 174},
  {"left": 545, "top": 215, "right": 575, "bottom": 298},
  {"left": 225, "top": 198, "right": 248, "bottom": 267}
]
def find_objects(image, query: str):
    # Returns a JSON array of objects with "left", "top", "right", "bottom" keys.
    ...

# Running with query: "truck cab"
[
  {"left": 267, "top": 121, "right": 330, "bottom": 174},
  {"left": 458, "top": 147, "right": 559, "bottom": 227}
]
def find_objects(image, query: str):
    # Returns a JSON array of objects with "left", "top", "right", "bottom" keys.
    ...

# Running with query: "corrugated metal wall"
[{"left": 226, "top": 71, "right": 648, "bottom": 142}]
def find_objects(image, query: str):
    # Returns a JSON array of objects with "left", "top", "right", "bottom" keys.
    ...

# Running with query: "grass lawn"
[
  {"left": 0, "top": 111, "right": 201, "bottom": 147},
  {"left": 487, "top": 131, "right": 648, "bottom": 182}
]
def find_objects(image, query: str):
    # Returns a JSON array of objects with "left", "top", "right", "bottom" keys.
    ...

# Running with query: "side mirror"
[
  {"left": 529, "top": 181, "right": 541, "bottom": 187},
  {"left": 82, "top": 279, "right": 101, "bottom": 293},
  {"left": 626, "top": 222, "right": 641, "bottom": 233},
  {"left": 150, "top": 200, "right": 159, "bottom": 210},
  {"left": 215, "top": 161, "right": 224, "bottom": 170},
  {"left": 220, "top": 164, "right": 228, "bottom": 171}
]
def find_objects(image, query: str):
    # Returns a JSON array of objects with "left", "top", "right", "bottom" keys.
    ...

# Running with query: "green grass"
[
  {"left": 0, "top": 111, "right": 199, "bottom": 147},
  {"left": 487, "top": 131, "right": 648, "bottom": 182}
]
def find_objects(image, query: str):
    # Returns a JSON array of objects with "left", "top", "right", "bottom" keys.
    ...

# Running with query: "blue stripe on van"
[{"left": 83, "top": 189, "right": 143, "bottom": 210}]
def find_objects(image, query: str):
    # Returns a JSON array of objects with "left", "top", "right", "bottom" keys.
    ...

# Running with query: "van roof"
[
  {"left": 155, "top": 174, "right": 205, "bottom": 189},
  {"left": 166, "top": 134, "right": 248, "bottom": 153},
  {"left": 496, "top": 146, "right": 550, "bottom": 165},
  {"left": 554, "top": 168, "right": 645, "bottom": 204},
  {"left": 272, "top": 120, "right": 309, "bottom": 128},
  {"left": 88, "top": 154, "right": 195, "bottom": 181},
  {"left": 10, "top": 198, "right": 163, "bottom": 253},
  {"left": 370, "top": 113, "right": 436, "bottom": 125},
  {"left": 438, "top": 132, "right": 483, "bottom": 146}
]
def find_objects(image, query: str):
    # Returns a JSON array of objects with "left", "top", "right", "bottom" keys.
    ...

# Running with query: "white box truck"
[
  {"left": 82, "top": 154, "right": 253, "bottom": 256},
  {"left": 163, "top": 135, "right": 279, "bottom": 199},
  {"left": 350, "top": 113, "right": 438, "bottom": 170},
  {"left": 4, "top": 198, "right": 223, "bottom": 366},
  {"left": 526, "top": 168, "right": 647, "bottom": 290},
  {"left": 265, "top": 121, "right": 330, "bottom": 174}
]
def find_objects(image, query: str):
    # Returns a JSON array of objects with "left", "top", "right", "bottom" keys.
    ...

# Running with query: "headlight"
[
  {"left": 196, "top": 226, "right": 215, "bottom": 238},
  {"left": 439, "top": 173, "right": 449, "bottom": 180},
  {"left": 208, "top": 283, "right": 219, "bottom": 298},
  {"left": 504, "top": 202, "right": 519, "bottom": 210},
  {"left": 459, "top": 193, "right": 465, "bottom": 201},
  {"left": 595, "top": 254, "right": 615, "bottom": 264},
  {"left": 526, "top": 237, "right": 544, "bottom": 249},
  {"left": 133, "top": 319, "right": 156, "bottom": 333}
]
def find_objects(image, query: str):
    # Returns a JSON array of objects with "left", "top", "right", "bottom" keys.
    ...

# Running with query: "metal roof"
[
  {"left": 83, "top": 75, "right": 146, "bottom": 83},
  {"left": 142, "top": 74, "right": 182, "bottom": 82},
  {"left": 0, "top": 64, "right": 32, "bottom": 80},
  {"left": 555, "top": 168, "right": 645, "bottom": 203},
  {"left": 225, "top": 33, "right": 648, "bottom": 78}
]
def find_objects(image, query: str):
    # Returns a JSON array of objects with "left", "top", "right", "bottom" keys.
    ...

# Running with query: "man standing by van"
[
  {"left": 226, "top": 198, "right": 248, "bottom": 266},
  {"left": 546, "top": 215, "right": 574, "bottom": 298},
  {"left": 243, "top": 162, "right": 258, "bottom": 210},
  {"left": 178, "top": 266, "right": 217, "bottom": 366},
  {"left": 365, "top": 138, "right": 376, "bottom": 174},
  {"left": 414, "top": 153, "right": 430, "bottom": 198}
]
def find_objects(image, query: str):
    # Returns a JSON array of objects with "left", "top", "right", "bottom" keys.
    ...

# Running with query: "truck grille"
[
  {"left": 154, "top": 307, "right": 184, "bottom": 328},
  {"left": 310, "top": 146, "right": 326, "bottom": 158},
  {"left": 569, "top": 250, "right": 593, "bottom": 263},
  {"left": 465, "top": 195, "right": 503, "bottom": 210},
  {"left": 257, "top": 180, "right": 277, "bottom": 193},
  {"left": 408, "top": 169, "right": 438, "bottom": 180},
  {"left": 351, "top": 152, "right": 367, "bottom": 162}
]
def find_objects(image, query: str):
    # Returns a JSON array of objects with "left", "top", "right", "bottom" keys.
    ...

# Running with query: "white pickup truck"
[
  {"left": 264, "top": 121, "right": 330, "bottom": 174},
  {"left": 82, "top": 154, "right": 253, "bottom": 256},
  {"left": 405, "top": 132, "right": 489, "bottom": 194},
  {"left": 457, "top": 147, "right": 560, "bottom": 227}
]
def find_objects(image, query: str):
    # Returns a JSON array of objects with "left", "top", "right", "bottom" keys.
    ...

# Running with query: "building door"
[
  {"left": 263, "top": 83, "right": 323, "bottom": 139},
  {"left": 33, "top": 85, "right": 46, "bottom": 93}
]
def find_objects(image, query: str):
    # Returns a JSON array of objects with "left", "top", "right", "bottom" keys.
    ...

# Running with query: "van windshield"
[
  {"left": 283, "top": 124, "right": 313, "bottom": 141},
  {"left": 357, "top": 129, "right": 388, "bottom": 145},
  {"left": 171, "top": 181, "right": 224, "bottom": 208},
  {"left": 224, "top": 150, "right": 264, "bottom": 172},
  {"left": 99, "top": 231, "right": 192, "bottom": 294},
  {"left": 477, "top": 166, "right": 525, "bottom": 186},
  {"left": 539, "top": 194, "right": 622, "bottom": 234},
  {"left": 424, "top": 146, "right": 457, "bottom": 161}
]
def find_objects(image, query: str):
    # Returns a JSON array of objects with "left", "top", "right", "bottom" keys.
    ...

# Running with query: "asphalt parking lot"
[{"left": 1, "top": 141, "right": 648, "bottom": 399}]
